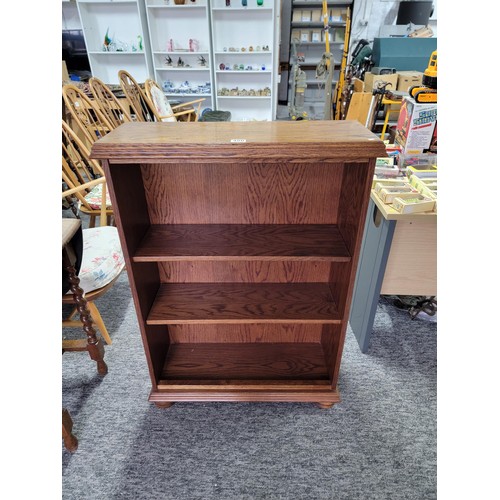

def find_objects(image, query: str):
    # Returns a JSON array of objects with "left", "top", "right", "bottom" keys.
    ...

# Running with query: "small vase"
[{"left": 257, "top": 0, "right": 263, "bottom": 5}]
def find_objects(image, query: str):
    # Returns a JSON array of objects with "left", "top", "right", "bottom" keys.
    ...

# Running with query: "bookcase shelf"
[
  {"left": 132, "top": 224, "right": 351, "bottom": 261},
  {"left": 147, "top": 283, "right": 342, "bottom": 324},
  {"left": 92, "top": 120, "right": 385, "bottom": 407}
]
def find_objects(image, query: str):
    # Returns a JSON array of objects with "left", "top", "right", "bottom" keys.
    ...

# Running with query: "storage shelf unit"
[
  {"left": 145, "top": 0, "right": 214, "bottom": 111},
  {"left": 92, "top": 120, "right": 386, "bottom": 407},
  {"left": 288, "top": 0, "right": 352, "bottom": 119},
  {"left": 210, "top": 0, "right": 279, "bottom": 121},
  {"left": 76, "top": 0, "right": 154, "bottom": 84}
]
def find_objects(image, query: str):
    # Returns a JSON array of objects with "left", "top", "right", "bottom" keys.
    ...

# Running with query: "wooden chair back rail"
[
  {"left": 89, "top": 76, "right": 133, "bottom": 128},
  {"left": 118, "top": 70, "right": 155, "bottom": 122},
  {"left": 62, "top": 120, "right": 110, "bottom": 227},
  {"left": 62, "top": 175, "right": 108, "bottom": 225},
  {"left": 62, "top": 84, "right": 115, "bottom": 145}
]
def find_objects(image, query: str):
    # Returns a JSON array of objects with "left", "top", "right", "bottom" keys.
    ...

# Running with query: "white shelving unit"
[
  {"left": 289, "top": 0, "right": 352, "bottom": 119},
  {"left": 145, "top": 0, "right": 214, "bottom": 111},
  {"left": 210, "top": 0, "right": 279, "bottom": 121},
  {"left": 76, "top": 0, "right": 154, "bottom": 85}
]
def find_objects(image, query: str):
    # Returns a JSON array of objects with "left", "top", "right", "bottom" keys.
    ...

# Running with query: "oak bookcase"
[{"left": 91, "top": 120, "right": 385, "bottom": 408}]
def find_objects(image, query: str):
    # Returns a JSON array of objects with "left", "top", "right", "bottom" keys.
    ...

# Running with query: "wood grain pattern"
[
  {"left": 380, "top": 219, "right": 437, "bottom": 296},
  {"left": 147, "top": 283, "right": 341, "bottom": 324},
  {"left": 158, "top": 261, "right": 332, "bottom": 283},
  {"left": 133, "top": 224, "right": 351, "bottom": 261},
  {"left": 91, "top": 121, "right": 387, "bottom": 163},
  {"left": 141, "top": 163, "right": 342, "bottom": 224},
  {"left": 168, "top": 324, "right": 323, "bottom": 344},
  {"left": 161, "top": 343, "right": 330, "bottom": 381},
  {"left": 96, "top": 120, "right": 383, "bottom": 403},
  {"left": 149, "top": 389, "right": 340, "bottom": 404}
]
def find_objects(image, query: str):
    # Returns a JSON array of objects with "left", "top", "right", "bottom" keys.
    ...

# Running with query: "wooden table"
[{"left": 349, "top": 190, "right": 437, "bottom": 353}]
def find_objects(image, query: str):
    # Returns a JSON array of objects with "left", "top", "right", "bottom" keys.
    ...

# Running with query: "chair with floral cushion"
[
  {"left": 144, "top": 78, "right": 204, "bottom": 122},
  {"left": 62, "top": 120, "right": 113, "bottom": 228},
  {"left": 62, "top": 222, "right": 125, "bottom": 346}
]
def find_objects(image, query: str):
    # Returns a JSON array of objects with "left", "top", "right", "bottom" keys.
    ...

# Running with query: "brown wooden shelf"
[
  {"left": 147, "top": 283, "right": 342, "bottom": 324},
  {"left": 133, "top": 224, "right": 351, "bottom": 262},
  {"left": 158, "top": 343, "right": 331, "bottom": 387}
]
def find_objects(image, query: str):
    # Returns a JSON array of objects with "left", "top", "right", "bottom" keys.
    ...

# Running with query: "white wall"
[
  {"left": 62, "top": 1, "right": 82, "bottom": 30},
  {"left": 349, "top": 0, "right": 437, "bottom": 55}
]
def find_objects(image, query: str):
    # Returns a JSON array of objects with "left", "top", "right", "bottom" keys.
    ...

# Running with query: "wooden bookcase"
[{"left": 91, "top": 120, "right": 385, "bottom": 407}]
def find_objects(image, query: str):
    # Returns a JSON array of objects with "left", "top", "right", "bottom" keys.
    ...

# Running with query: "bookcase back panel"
[
  {"left": 141, "top": 163, "right": 343, "bottom": 224},
  {"left": 158, "top": 261, "right": 331, "bottom": 283},
  {"left": 168, "top": 324, "right": 323, "bottom": 344}
]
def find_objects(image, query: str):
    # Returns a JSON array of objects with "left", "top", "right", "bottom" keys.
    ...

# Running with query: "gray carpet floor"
[{"left": 62, "top": 271, "right": 436, "bottom": 500}]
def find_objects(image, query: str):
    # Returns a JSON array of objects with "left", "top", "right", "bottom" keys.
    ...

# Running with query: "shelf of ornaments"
[
  {"left": 213, "top": 51, "right": 272, "bottom": 56},
  {"left": 88, "top": 51, "right": 146, "bottom": 55},
  {"left": 217, "top": 96, "right": 271, "bottom": 99},
  {"left": 216, "top": 70, "right": 272, "bottom": 74},
  {"left": 157, "top": 68, "right": 211, "bottom": 72},
  {"left": 147, "top": 6, "right": 207, "bottom": 10},
  {"left": 77, "top": 0, "right": 138, "bottom": 4}
]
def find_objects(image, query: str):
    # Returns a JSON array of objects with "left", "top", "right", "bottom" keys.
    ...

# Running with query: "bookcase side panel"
[{"left": 105, "top": 162, "right": 168, "bottom": 384}]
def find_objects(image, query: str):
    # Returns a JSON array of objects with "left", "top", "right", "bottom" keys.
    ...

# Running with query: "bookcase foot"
[
  {"left": 316, "top": 402, "right": 335, "bottom": 409},
  {"left": 155, "top": 402, "right": 175, "bottom": 409}
]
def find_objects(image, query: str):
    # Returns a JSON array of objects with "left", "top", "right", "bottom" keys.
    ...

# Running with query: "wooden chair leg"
[
  {"left": 89, "top": 215, "right": 96, "bottom": 228},
  {"left": 64, "top": 256, "right": 108, "bottom": 375},
  {"left": 87, "top": 301, "right": 113, "bottom": 345},
  {"left": 62, "top": 408, "right": 78, "bottom": 452}
]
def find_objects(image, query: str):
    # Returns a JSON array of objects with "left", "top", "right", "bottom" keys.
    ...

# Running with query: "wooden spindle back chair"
[
  {"left": 62, "top": 84, "right": 115, "bottom": 146},
  {"left": 89, "top": 76, "right": 133, "bottom": 129},
  {"left": 62, "top": 120, "right": 112, "bottom": 228},
  {"left": 144, "top": 78, "right": 204, "bottom": 122},
  {"left": 117, "top": 69, "right": 156, "bottom": 122}
]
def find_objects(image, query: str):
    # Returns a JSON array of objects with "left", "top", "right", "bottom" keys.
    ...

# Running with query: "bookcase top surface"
[{"left": 91, "top": 120, "right": 386, "bottom": 162}]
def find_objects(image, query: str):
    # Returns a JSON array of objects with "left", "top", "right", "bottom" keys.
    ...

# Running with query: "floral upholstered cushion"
[
  {"left": 150, "top": 85, "right": 176, "bottom": 122},
  {"left": 84, "top": 183, "right": 112, "bottom": 210},
  {"left": 67, "top": 226, "right": 125, "bottom": 294}
]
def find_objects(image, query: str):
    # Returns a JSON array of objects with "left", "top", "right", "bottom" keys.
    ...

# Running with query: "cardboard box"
[
  {"left": 392, "top": 194, "right": 436, "bottom": 214},
  {"left": 311, "top": 29, "right": 321, "bottom": 43},
  {"left": 394, "top": 96, "right": 437, "bottom": 154},
  {"left": 378, "top": 186, "right": 416, "bottom": 204},
  {"left": 322, "top": 30, "right": 333, "bottom": 43},
  {"left": 292, "top": 10, "right": 303, "bottom": 22},
  {"left": 363, "top": 72, "right": 399, "bottom": 92},
  {"left": 311, "top": 9, "right": 322, "bottom": 23},
  {"left": 301, "top": 10, "right": 312, "bottom": 22},
  {"left": 300, "top": 30, "right": 311, "bottom": 43},
  {"left": 397, "top": 71, "right": 423, "bottom": 92},
  {"left": 333, "top": 27, "right": 346, "bottom": 43},
  {"left": 406, "top": 164, "right": 437, "bottom": 179},
  {"left": 330, "top": 7, "right": 347, "bottom": 22},
  {"left": 373, "top": 179, "right": 411, "bottom": 191},
  {"left": 352, "top": 77, "right": 364, "bottom": 93}
]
